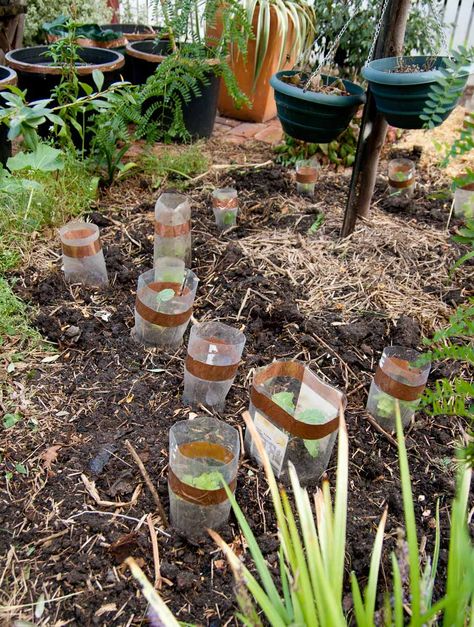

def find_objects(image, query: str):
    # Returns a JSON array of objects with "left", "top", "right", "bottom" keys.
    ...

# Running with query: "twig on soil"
[
  {"left": 364, "top": 414, "right": 398, "bottom": 448},
  {"left": 33, "top": 529, "right": 69, "bottom": 546},
  {"left": 81, "top": 474, "right": 142, "bottom": 508},
  {"left": 125, "top": 440, "right": 169, "bottom": 528},
  {"left": 147, "top": 513, "right": 162, "bottom": 590},
  {"left": 188, "top": 160, "right": 273, "bottom": 183}
]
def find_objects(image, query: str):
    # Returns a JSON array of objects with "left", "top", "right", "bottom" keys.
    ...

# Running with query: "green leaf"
[
  {"left": 7, "top": 144, "right": 64, "bottom": 173},
  {"left": 156, "top": 288, "right": 175, "bottom": 303},
  {"left": 3, "top": 413, "right": 21, "bottom": 429},
  {"left": 15, "top": 463, "right": 27, "bottom": 475},
  {"left": 272, "top": 391, "right": 295, "bottom": 414},
  {"left": 92, "top": 69, "right": 104, "bottom": 91}
]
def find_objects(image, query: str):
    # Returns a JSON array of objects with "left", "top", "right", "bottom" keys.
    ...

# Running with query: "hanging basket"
[
  {"left": 362, "top": 56, "right": 469, "bottom": 130},
  {"left": 270, "top": 71, "right": 366, "bottom": 143}
]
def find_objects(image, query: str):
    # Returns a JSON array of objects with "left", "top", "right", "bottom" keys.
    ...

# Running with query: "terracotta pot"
[{"left": 212, "top": 5, "right": 297, "bottom": 123}]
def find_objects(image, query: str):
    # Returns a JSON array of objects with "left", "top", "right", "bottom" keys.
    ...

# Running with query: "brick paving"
[{"left": 213, "top": 115, "right": 283, "bottom": 145}]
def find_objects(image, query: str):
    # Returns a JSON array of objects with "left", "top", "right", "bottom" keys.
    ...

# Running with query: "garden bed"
[{"left": 0, "top": 135, "right": 472, "bottom": 625}]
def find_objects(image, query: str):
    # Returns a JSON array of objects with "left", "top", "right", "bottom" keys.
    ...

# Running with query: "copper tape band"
[
  {"left": 251, "top": 361, "right": 339, "bottom": 440},
  {"left": 460, "top": 182, "right": 474, "bottom": 191},
  {"left": 135, "top": 281, "right": 192, "bottom": 327},
  {"left": 155, "top": 221, "right": 191, "bottom": 238},
  {"left": 212, "top": 197, "right": 238, "bottom": 210},
  {"left": 374, "top": 357, "right": 426, "bottom": 402},
  {"left": 296, "top": 169, "right": 317, "bottom": 184},
  {"left": 62, "top": 228, "right": 102, "bottom": 258},
  {"left": 185, "top": 355, "right": 239, "bottom": 382},
  {"left": 389, "top": 170, "right": 414, "bottom": 188},
  {"left": 168, "top": 441, "right": 236, "bottom": 506}
]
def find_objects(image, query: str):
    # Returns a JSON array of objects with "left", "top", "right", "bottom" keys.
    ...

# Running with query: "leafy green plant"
[
  {"left": 0, "top": 278, "right": 41, "bottom": 346},
  {"left": 182, "top": 471, "right": 222, "bottom": 490},
  {"left": 272, "top": 391, "right": 326, "bottom": 458},
  {"left": 275, "top": 121, "right": 358, "bottom": 168},
  {"left": 140, "top": 145, "right": 209, "bottom": 189},
  {"left": 421, "top": 300, "right": 474, "bottom": 465},
  {"left": 24, "top": 0, "right": 112, "bottom": 46},
  {"left": 451, "top": 218, "right": 474, "bottom": 272}
]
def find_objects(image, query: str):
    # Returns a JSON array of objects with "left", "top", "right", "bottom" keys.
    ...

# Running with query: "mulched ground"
[{"left": 0, "top": 137, "right": 472, "bottom": 626}]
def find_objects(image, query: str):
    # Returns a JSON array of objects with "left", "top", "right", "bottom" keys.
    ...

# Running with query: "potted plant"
[
  {"left": 128, "top": 0, "right": 251, "bottom": 141},
  {"left": 209, "top": 0, "right": 316, "bottom": 123},
  {"left": 362, "top": 56, "right": 469, "bottom": 129},
  {"left": 43, "top": 16, "right": 128, "bottom": 50},
  {"left": 0, "top": 65, "right": 17, "bottom": 166},
  {"left": 270, "top": 70, "right": 366, "bottom": 143},
  {"left": 103, "top": 23, "right": 156, "bottom": 42}
]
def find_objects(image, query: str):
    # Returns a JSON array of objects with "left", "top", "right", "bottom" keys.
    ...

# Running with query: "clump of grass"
[
  {"left": 0, "top": 155, "right": 98, "bottom": 273},
  {"left": 0, "top": 278, "right": 40, "bottom": 348},
  {"left": 139, "top": 145, "right": 209, "bottom": 189}
]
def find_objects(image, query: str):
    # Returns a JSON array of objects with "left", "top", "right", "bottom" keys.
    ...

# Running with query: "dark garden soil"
[{"left": 0, "top": 138, "right": 473, "bottom": 625}]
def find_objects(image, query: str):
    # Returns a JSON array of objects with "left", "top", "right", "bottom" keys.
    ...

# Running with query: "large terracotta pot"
[{"left": 213, "top": 5, "right": 297, "bottom": 123}]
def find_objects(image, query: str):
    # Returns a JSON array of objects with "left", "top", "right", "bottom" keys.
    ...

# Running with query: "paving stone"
[
  {"left": 254, "top": 125, "right": 284, "bottom": 145},
  {"left": 231, "top": 122, "right": 267, "bottom": 138},
  {"left": 222, "top": 134, "right": 249, "bottom": 145},
  {"left": 216, "top": 116, "right": 241, "bottom": 127}
]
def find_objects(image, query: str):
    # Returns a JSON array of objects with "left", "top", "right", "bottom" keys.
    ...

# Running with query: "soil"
[
  {"left": 281, "top": 72, "right": 350, "bottom": 96},
  {"left": 0, "top": 138, "right": 472, "bottom": 626}
]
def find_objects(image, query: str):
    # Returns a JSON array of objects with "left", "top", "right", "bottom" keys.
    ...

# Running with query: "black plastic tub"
[
  {"left": 0, "top": 66, "right": 17, "bottom": 166},
  {"left": 103, "top": 23, "right": 156, "bottom": 42},
  {"left": 125, "top": 39, "right": 172, "bottom": 84},
  {"left": 5, "top": 46, "right": 125, "bottom": 103}
]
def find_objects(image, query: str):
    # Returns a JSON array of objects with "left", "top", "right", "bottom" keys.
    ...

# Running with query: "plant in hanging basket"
[
  {"left": 270, "top": 70, "right": 365, "bottom": 143},
  {"left": 362, "top": 55, "right": 469, "bottom": 130}
]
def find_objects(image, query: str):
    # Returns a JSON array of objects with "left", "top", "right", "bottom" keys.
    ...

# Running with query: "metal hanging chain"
[
  {"left": 303, "top": 16, "right": 354, "bottom": 91},
  {"left": 365, "top": 0, "right": 391, "bottom": 66},
  {"left": 429, "top": 0, "right": 450, "bottom": 55}
]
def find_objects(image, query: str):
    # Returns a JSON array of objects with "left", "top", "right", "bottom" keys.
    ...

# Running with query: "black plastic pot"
[
  {"left": 270, "top": 71, "right": 366, "bottom": 143},
  {"left": 0, "top": 65, "right": 17, "bottom": 166},
  {"left": 362, "top": 56, "right": 469, "bottom": 129},
  {"left": 125, "top": 39, "right": 173, "bottom": 84},
  {"left": 5, "top": 46, "right": 125, "bottom": 103},
  {"left": 127, "top": 41, "right": 221, "bottom": 139}
]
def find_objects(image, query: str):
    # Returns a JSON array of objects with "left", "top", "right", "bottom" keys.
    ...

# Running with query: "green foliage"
[
  {"left": 7, "top": 144, "right": 64, "bottom": 172},
  {"left": 0, "top": 278, "right": 40, "bottom": 346},
  {"left": 451, "top": 218, "right": 474, "bottom": 272},
  {"left": 272, "top": 392, "right": 325, "bottom": 458},
  {"left": 140, "top": 146, "right": 210, "bottom": 188},
  {"left": 23, "top": 0, "right": 112, "bottom": 46},
  {"left": 311, "top": 0, "right": 442, "bottom": 72},
  {"left": 422, "top": 300, "right": 474, "bottom": 465},
  {"left": 182, "top": 471, "right": 222, "bottom": 490},
  {"left": 275, "top": 122, "right": 358, "bottom": 168},
  {"left": 421, "top": 46, "right": 472, "bottom": 134}
]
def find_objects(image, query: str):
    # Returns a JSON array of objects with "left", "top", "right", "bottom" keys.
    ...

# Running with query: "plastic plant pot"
[
  {"left": 212, "top": 188, "right": 239, "bottom": 229},
  {"left": 296, "top": 159, "right": 319, "bottom": 196},
  {"left": 362, "top": 56, "right": 468, "bottom": 129},
  {"left": 168, "top": 416, "right": 240, "bottom": 539},
  {"left": 183, "top": 321, "right": 246, "bottom": 411},
  {"left": 454, "top": 182, "right": 474, "bottom": 219},
  {"left": 59, "top": 221, "right": 108, "bottom": 286},
  {"left": 388, "top": 158, "right": 415, "bottom": 198},
  {"left": 154, "top": 192, "right": 192, "bottom": 268},
  {"left": 245, "top": 360, "right": 346, "bottom": 484},
  {"left": 133, "top": 268, "right": 198, "bottom": 348},
  {"left": 366, "top": 346, "right": 431, "bottom": 431}
]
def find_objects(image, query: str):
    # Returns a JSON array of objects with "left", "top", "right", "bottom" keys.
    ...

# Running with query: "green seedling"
[
  {"left": 182, "top": 471, "right": 223, "bottom": 491},
  {"left": 375, "top": 392, "right": 417, "bottom": 419},
  {"left": 272, "top": 392, "right": 327, "bottom": 458},
  {"left": 222, "top": 211, "right": 237, "bottom": 226},
  {"left": 156, "top": 288, "right": 175, "bottom": 306},
  {"left": 308, "top": 212, "right": 325, "bottom": 234}
]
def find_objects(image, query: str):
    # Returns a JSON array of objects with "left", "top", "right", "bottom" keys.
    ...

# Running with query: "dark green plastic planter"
[
  {"left": 270, "top": 71, "right": 366, "bottom": 143},
  {"left": 362, "top": 56, "right": 468, "bottom": 129}
]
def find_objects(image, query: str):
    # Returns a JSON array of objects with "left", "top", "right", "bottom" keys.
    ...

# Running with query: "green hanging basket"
[
  {"left": 270, "top": 71, "right": 366, "bottom": 143},
  {"left": 362, "top": 56, "right": 469, "bottom": 129}
]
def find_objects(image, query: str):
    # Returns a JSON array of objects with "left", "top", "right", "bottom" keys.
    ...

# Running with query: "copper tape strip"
[
  {"left": 135, "top": 281, "right": 192, "bottom": 327},
  {"left": 251, "top": 361, "right": 339, "bottom": 440},
  {"left": 296, "top": 169, "right": 318, "bottom": 184},
  {"left": 374, "top": 357, "right": 426, "bottom": 402},
  {"left": 212, "top": 197, "right": 238, "bottom": 210},
  {"left": 62, "top": 228, "right": 102, "bottom": 259},
  {"left": 389, "top": 169, "right": 414, "bottom": 188},
  {"left": 185, "top": 355, "right": 239, "bottom": 381},
  {"left": 168, "top": 441, "right": 236, "bottom": 506},
  {"left": 155, "top": 221, "right": 191, "bottom": 238}
]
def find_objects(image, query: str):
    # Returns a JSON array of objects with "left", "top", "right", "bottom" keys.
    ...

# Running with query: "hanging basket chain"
[
  {"left": 302, "top": 17, "right": 353, "bottom": 92},
  {"left": 429, "top": 0, "right": 450, "bottom": 55},
  {"left": 365, "top": 0, "right": 390, "bottom": 66}
]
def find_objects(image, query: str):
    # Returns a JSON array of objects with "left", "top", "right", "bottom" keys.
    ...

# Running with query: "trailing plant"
[
  {"left": 274, "top": 121, "right": 358, "bottom": 167},
  {"left": 421, "top": 300, "right": 474, "bottom": 466},
  {"left": 128, "top": 409, "right": 474, "bottom": 625},
  {"left": 23, "top": 0, "right": 112, "bottom": 46}
]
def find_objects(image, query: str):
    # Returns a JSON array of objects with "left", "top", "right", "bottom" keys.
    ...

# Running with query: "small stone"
[{"left": 64, "top": 325, "right": 81, "bottom": 338}]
